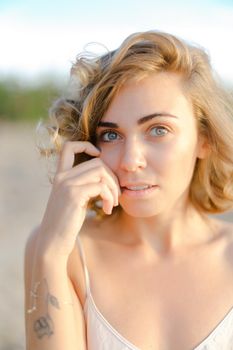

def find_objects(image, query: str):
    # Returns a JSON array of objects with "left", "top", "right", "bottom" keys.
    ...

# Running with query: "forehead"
[{"left": 102, "top": 72, "right": 194, "bottom": 123}]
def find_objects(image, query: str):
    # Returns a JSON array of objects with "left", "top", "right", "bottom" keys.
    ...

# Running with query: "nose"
[{"left": 119, "top": 137, "right": 147, "bottom": 172}]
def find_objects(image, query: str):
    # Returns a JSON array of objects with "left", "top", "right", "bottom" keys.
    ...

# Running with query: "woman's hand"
[{"left": 36, "top": 141, "right": 121, "bottom": 259}]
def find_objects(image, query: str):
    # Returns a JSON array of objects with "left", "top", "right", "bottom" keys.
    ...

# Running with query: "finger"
[
  {"left": 57, "top": 141, "right": 100, "bottom": 173},
  {"left": 60, "top": 159, "right": 120, "bottom": 206},
  {"left": 78, "top": 182, "right": 114, "bottom": 215},
  {"left": 100, "top": 183, "right": 115, "bottom": 215},
  {"left": 61, "top": 167, "right": 119, "bottom": 207}
]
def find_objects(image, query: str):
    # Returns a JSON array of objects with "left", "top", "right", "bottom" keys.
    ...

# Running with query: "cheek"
[
  {"left": 99, "top": 147, "right": 120, "bottom": 171},
  {"left": 153, "top": 138, "right": 198, "bottom": 178}
]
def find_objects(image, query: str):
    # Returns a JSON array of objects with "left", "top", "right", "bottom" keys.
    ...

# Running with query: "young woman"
[{"left": 24, "top": 30, "right": 233, "bottom": 350}]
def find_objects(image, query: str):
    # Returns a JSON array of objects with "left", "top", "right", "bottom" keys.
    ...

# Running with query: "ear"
[{"left": 196, "top": 135, "right": 210, "bottom": 159}]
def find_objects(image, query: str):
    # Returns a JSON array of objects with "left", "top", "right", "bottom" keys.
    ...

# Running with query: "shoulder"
[
  {"left": 67, "top": 215, "right": 103, "bottom": 306},
  {"left": 217, "top": 218, "right": 233, "bottom": 247},
  {"left": 213, "top": 218, "right": 233, "bottom": 273},
  {"left": 68, "top": 214, "right": 117, "bottom": 304},
  {"left": 223, "top": 221, "right": 233, "bottom": 261},
  {"left": 70, "top": 214, "right": 108, "bottom": 268}
]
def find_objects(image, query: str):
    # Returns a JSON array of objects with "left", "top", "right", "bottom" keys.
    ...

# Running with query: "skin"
[
  {"left": 95, "top": 71, "right": 212, "bottom": 255},
  {"left": 69, "top": 71, "right": 233, "bottom": 350},
  {"left": 30, "top": 71, "right": 233, "bottom": 349}
]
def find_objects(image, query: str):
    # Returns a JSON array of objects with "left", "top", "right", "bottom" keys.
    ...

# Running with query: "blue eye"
[
  {"left": 150, "top": 126, "right": 168, "bottom": 137},
  {"left": 99, "top": 130, "right": 119, "bottom": 142}
]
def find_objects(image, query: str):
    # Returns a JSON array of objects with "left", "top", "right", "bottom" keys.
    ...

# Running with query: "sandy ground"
[
  {"left": 0, "top": 121, "right": 233, "bottom": 350},
  {"left": 0, "top": 122, "right": 51, "bottom": 350}
]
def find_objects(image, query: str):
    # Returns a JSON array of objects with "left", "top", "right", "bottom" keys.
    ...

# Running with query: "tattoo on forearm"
[
  {"left": 34, "top": 313, "right": 54, "bottom": 338},
  {"left": 32, "top": 278, "right": 60, "bottom": 339}
]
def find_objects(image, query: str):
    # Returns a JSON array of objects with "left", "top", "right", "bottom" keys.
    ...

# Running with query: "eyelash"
[{"left": 97, "top": 125, "right": 170, "bottom": 142}]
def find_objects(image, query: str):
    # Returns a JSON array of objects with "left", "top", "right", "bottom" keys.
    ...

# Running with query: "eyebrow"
[{"left": 97, "top": 113, "right": 178, "bottom": 128}]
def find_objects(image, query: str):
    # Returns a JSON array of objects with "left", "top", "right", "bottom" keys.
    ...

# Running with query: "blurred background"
[{"left": 0, "top": 0, "right": 233, "bottom": 349}]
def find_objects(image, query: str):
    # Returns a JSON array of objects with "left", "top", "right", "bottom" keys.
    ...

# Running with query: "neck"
[{"left": 115, "top": 204, "right": 216, "bottom": 257}]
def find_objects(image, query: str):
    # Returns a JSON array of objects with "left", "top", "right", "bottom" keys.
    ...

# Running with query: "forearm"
[{"left": 25, "top": 254, "right": 86, "bottom": 350}]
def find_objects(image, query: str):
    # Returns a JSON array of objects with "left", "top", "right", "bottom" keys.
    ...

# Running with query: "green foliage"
[
  {"left": 0, "top": 77, "right": 232, "bottom": 122},
  {"left": 0, "top": 78, "right": 63, "bottom": 122}
]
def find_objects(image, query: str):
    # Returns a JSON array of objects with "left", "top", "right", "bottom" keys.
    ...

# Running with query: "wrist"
[
  {"left": 34, "top": 246, "right": 69, "bottom": 272},
  {"left": 35, "top": 233, "right": 73, "bottom": 265}
]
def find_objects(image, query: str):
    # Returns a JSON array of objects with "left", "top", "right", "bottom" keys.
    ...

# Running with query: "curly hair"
[{"left": 37, "top": 30, "right": 233, "bottom": 219}]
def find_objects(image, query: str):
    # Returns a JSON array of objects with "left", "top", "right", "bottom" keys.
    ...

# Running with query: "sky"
[{"left": 0, "top": 0, "right": 233, "bottom": 85}]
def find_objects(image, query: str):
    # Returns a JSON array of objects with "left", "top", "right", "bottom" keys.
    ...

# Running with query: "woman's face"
[{"left": 96, "top": 72, "right": 206, "bottom": 218}]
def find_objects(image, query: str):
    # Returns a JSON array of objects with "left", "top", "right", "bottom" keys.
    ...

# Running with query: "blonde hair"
[{"left": 38, "top": 30, "right": 233, "bottom": 218}]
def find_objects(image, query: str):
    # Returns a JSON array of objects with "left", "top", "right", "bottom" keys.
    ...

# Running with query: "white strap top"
[{"left": 77, "top": 236, "right": 233, "bottom": 350}]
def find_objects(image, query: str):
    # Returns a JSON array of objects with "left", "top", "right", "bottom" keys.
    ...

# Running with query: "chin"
[{"left": 119, "top": 202, "right": 162, "bottom": 218}]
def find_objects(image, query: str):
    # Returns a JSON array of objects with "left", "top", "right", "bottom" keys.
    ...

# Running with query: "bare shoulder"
[
  {"left": 67, "top": 215, "right": 102, "bottom": 306},
  {"left": 214, "top": 218, "right": 233, "bottom": 272},
  {"left": 222, "top": 220, "right": 233, "bottom": 259},
  {"left": 218, "top": 219, "right": 233, "bottom": 245}
]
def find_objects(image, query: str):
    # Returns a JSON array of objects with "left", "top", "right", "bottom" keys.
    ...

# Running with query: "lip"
[
  {"left": 120, "top": 182, "right": 156, "bottom": 187},
  {"left": 121, "top": 185, "right": 159, "bottom": 197}
]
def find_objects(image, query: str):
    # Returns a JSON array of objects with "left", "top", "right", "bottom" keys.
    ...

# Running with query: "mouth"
[
  {"left": 121, "top": 185, "right": 154, "bottom": 191},
  {"left": 120, "top": 185, "right": 158, "bottom": 197}
]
